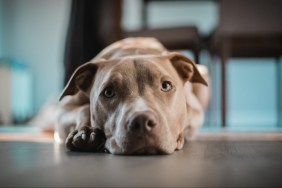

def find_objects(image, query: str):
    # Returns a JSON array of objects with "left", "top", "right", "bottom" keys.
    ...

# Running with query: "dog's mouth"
[{"left": 104, "top": 145, "right": 167, "bottom": 155}]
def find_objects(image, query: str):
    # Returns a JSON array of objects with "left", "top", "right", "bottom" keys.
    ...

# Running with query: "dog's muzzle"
[{"left": 119, "top": 111, "right": 168, "bottom": 154}]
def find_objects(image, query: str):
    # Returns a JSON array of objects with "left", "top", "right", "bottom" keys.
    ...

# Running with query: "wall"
[
  {"left": 0, "top": 0, "right": 3, "bottom": 56},
  {"left": 1, "top": 0, "right": 70, "bottom": 112},
  {"left": 0, "top": 0, "right": 279, "bottom": 127},
  {"left": 228, "top": 59, "right": 278, "bottom": 127}
]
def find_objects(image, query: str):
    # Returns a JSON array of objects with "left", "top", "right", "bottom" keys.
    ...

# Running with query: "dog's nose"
[{"left": 127, "top": 112, "right": 157, "bottom": 132}]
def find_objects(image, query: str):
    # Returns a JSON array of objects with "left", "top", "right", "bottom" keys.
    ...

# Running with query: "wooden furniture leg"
[
  {"left": 277, "top": 58, "right": 281, "bottom": 127},
  {"left": 220, "top": 42, "right": 228, "bottom": 127}
]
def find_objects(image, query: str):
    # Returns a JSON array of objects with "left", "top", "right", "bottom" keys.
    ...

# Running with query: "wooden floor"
[{"left": 0, "top": 130, "right": 282, "bottom": 187}]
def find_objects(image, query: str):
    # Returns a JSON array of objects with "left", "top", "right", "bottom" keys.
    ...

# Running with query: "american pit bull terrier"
[{"left": 55, "top": 37, "right": 209, "bottom": 154}]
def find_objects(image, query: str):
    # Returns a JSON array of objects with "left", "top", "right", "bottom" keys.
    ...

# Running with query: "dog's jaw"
[{"left": 104, "top": 137, "right": 177, "bottom": 155}]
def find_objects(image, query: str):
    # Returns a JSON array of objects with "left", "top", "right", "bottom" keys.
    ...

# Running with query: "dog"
[{"left": 55, "top": 37, "right": 209, "bottom": 154}]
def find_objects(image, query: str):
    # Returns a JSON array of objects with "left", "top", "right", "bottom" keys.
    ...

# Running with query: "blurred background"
[{"left": 0, "top": 0, "right": 281, "bottom": 129}]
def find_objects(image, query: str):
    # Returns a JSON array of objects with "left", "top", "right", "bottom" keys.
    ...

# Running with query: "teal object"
[{"left": 0, "top": 58, "right": 33, "bottom": 124}]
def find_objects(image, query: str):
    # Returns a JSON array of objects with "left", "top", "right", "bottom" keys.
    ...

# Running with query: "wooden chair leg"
[
  {"left": 220, "top": 48, "right": 228, "bottom": 127},
  {"left": 194, "top": 50, "right": 200, "bottom": 64},
  {"left": 276, "top": 57, "right": 281, "bottom": 127}
]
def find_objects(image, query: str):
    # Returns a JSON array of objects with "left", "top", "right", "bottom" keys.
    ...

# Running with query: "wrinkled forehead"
[{"left": 96, "top": 56, "right": 175, "bottom": 86}]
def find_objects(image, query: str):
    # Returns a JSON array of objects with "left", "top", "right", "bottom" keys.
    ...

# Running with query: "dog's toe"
[
  {"left": 89, "top": 131, "right": 96, "bottom": 142},
  {"left": 65, "top": 126, "right": 106, "bottom": 152},
  {"left": 73, "top": 129, "right": 89, "bottom": 148},
  {"left": 87, "top": 128, "right": 106, "bottom": 151},
  {"left": 65, "top": 130, "right": 78, "bottom": 150}
]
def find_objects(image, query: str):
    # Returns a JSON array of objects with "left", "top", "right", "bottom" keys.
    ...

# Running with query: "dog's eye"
[
  {"left": 161, "top": 81, "right": 173, "bottom": 92},
  {"left": 103, "top": 87, "right": 115, "bottom": 98}
]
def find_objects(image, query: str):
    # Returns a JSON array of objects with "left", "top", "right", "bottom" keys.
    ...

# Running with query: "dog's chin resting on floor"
[{"left": 39, "top": 37, "right": 210, "bottom": 155}]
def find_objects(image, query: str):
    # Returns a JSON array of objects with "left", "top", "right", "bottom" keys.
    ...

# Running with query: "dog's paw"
[{"left": 65, "top": 126, "right": 106, "bottom": 152}]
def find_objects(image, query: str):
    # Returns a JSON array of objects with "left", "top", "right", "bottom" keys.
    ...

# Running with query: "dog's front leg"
[{"left": 65, "top": 104, "right": 106, "bottom": 152}]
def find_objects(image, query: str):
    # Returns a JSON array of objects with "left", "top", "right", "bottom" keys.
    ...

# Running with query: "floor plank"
[{"left": 0, "top": 139, "right": 282, "bottom": 187}]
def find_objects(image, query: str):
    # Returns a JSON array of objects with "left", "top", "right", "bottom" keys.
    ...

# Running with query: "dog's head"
[{"left": 60, "top": 52, "right": 207, "bottom": 154}]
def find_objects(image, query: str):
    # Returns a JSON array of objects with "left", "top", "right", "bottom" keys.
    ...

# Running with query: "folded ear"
[
  {"left": 59, "top": 61, "right": 100, "bottom": 101},
  {"left": 167, "top": 52, "right": 208, "bottom": 86}
]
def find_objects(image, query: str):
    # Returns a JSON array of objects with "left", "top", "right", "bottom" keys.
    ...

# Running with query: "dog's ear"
[
  {"left": 59, "top": 61, "right": 100, "bottom": 101},
  {"left": 167, "top": 52, "right": 208, "bottom": 86}
]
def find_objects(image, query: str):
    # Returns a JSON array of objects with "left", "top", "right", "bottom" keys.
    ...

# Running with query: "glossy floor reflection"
[{"left": 1, "top": 139, "right": 282, "bottom": 187}]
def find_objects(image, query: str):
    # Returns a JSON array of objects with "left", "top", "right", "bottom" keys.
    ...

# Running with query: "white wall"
[{"left": 1, "top": 0, "right": 70, "bottom": 112}]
